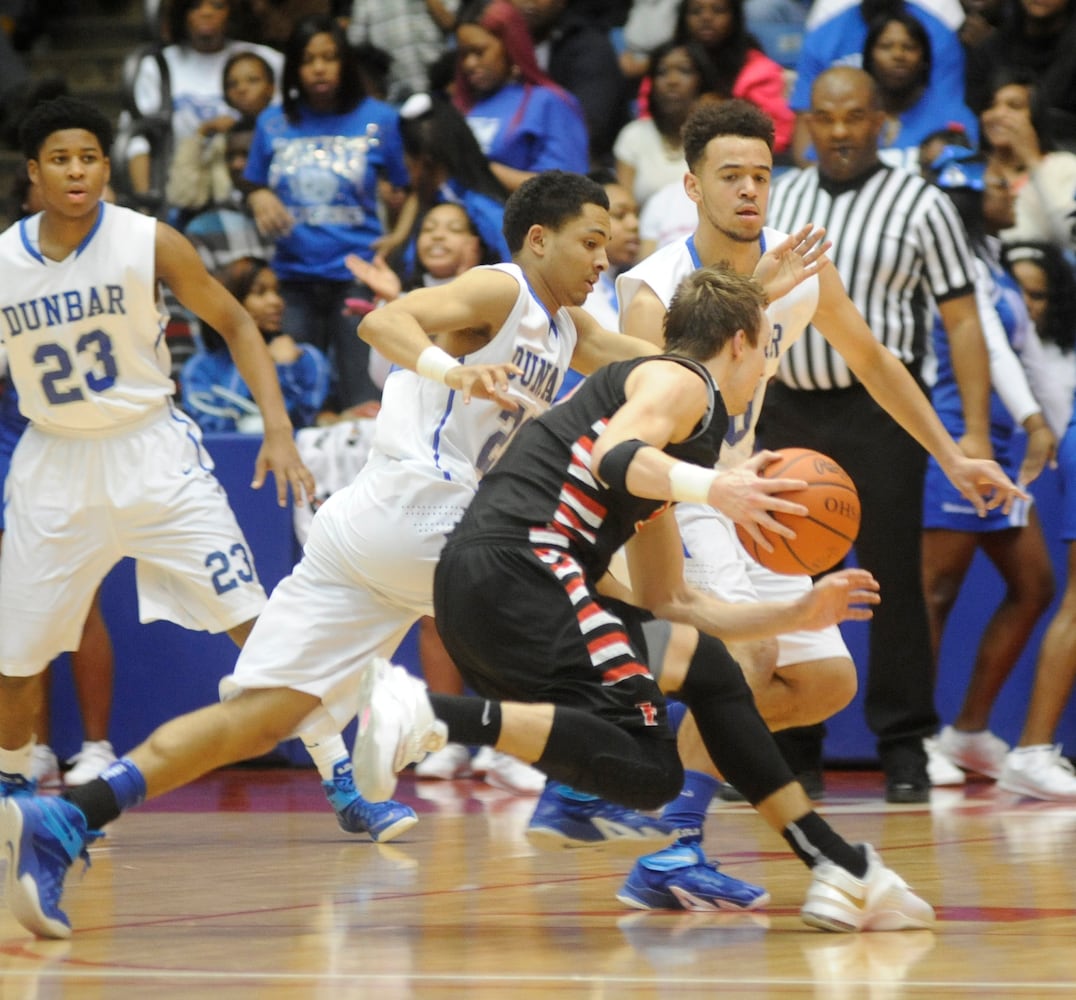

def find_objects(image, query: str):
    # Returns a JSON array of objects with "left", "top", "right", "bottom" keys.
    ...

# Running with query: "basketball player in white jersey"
[
  {"left": 0, "top": 96, "right": 437, "bottom": 846},
  {"left": 0, "top": 94, "right": 315, "bottom": 800},
  {"left": 0, "top": 94, "right": 423, "bottom": 838},
  {"left": 610, "top": 99, "right": 1024, "bottom": 911}
]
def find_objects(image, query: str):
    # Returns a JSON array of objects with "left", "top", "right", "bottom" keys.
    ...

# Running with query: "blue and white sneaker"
[
  {"left": 0, "top": 795, "right": 100, "bottom": 939},
  {"left": 525, "top": 784, "right": 678, "bottom": 853},
  {"left": 617, "top": 842, "right": 771, "bottom": 911},
  {"left": 322, "top": 770, "right": 418, "bottom": 843}
]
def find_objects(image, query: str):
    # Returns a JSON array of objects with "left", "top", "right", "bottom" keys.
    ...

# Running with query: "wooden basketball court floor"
[{"left": 2, "top": 767, "right": 1074, "bottom": 998}]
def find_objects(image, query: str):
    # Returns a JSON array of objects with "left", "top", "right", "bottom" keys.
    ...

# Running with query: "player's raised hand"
[
  {"left": 753, "top": 224, "right": 831, "bottom": 304},
  {"left": 252, "top": 426, "right": 317, "bottom": 508},
  {"left": 797, "top": 568, "right": 881, "bottom": 630},
  {"left": 707, "top": 450, "right": 808, "bottom": 549},
  {"left": 445, "top": 361, "right": 524, "bottom": 409}
]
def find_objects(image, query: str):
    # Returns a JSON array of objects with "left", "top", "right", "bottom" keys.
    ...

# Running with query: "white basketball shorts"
[
  {"left": 0, "top": 408, "right": 266, "bottom": 675},
  {"left": 675, "top": 502, "right": 849, "bottom": 667},
  {"left": 222, "top": 460, "right": 470, "bottom": 735}
]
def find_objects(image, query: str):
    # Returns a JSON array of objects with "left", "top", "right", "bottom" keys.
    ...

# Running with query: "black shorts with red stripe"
[{"left": 434, "top": 540, "right": 673, "bottom": 738}]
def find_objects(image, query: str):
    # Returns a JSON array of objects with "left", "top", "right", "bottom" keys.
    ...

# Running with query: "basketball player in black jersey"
[{"left": 355, "top": 265, "right": 935, "bottom": 932}]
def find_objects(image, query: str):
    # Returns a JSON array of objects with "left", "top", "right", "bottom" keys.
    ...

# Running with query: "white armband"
[
  {"left": 668, "top": 462, "right": 718, "bottom": 504},
  {"left": 416, "top": 345, "right": 462, "bottom": 384}
]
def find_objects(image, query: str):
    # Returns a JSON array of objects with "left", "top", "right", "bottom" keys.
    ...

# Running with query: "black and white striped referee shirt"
[{"left": 767, "top": 162, "right": 978, "bottom": 391}]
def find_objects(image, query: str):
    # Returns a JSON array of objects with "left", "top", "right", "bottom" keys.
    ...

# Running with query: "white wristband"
[
  {"left": 416, "top": 345, "right": 462, "bottom": 384},
  {"left": 668, "top": 461, "right": 718, "bottom": 504}
]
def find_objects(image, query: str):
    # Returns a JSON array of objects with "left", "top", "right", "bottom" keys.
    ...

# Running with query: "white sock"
[{"left": 302, "top": 731, "right": 350, "bottom": 782}]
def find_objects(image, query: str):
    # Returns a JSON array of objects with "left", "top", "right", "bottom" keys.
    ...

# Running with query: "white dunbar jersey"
[
  {"left": 616, "top": 230, "right": 819, "bottom": 466},
  {"left": 0, "top": 203, "right": 173, "bottom": 434},
  {"left": 225, "top": 261, "right": 580, "bottom": 726},
  {"left": 366, "top": 261, "right": 579, "bottom": 498}
]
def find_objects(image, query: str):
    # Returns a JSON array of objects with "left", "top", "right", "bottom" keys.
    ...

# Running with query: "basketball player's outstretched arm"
[
  {"left": 625, "top": 509, "right": 879, "bottom": 643},
  {"left": 565, "top": 308, "right": 660, "bottom": 374},
  {"left": 811, "top": 266, "right": 1027, "bottom": 515},
  {"left": 357, "top": 268, "right": 524, "bottom": 407},
  {"left": 589, "top": 359, "right": 808, "bottom": 543},
  {"left": 154, "top": 223, "right": 316, "bottom": 508}
]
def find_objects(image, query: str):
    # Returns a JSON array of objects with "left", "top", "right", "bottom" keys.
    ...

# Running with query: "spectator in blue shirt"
[
  {"left": 452, "top": 0, "right": 590, "bottom": 191},
  {"left": 243, "top": 15, "right": 409, "bottom": 408}
]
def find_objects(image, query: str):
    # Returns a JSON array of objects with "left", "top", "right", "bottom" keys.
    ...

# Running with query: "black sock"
[
  {"left": 782, "top": 811, "right": 868, "bottom": 878},
  {"left": 428, "top": 693, "right": 502, "bottom": 746},
  {"left": 63, "top": 778, "right": 122, "bottom": 831}
]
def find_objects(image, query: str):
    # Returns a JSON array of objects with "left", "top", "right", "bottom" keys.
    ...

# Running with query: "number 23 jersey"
[{"left": 0, "top": 203, "right": 173, "bottom": 435}]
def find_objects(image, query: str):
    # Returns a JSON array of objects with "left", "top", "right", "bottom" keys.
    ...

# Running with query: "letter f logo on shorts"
[{"left": 637, "top": 702, "right": 658, "bottom": 726}]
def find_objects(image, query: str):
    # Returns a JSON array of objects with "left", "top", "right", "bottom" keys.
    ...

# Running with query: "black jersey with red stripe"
[{"left": 444, "top": 355, "right": 729, "bottom": 581}]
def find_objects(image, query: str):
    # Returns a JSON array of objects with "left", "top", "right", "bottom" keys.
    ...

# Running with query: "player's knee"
[
  {"left": 675, "top": 632, "right": 755, "bottom": 708},
  {"left": 537, "top": 705, "right": 684, "bottom": 809},
  {"left": 922, "top": 570, "right": 962, "bottom": 619},
  {"left": 830, "top": 667, "right": 858, "bottom": 716},
  {"left": 775, "top": 656, "right": 857, "bottom": 725},
  {"left": 1024, "top": 564, "right": 1057, "bottom": 614},
  {"left": 588, "top": 751, "right": 683, "bottom": 810},
  {"left": 810, "top": 657, "right": 858, "bottom": 718},
  {"left": 221, "top": 689, "right": 309, "bottom": 758},
  {"left": 0, "top": 671, "right": 44, "bottom": 701}
]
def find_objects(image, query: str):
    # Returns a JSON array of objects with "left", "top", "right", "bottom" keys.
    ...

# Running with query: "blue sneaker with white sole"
[
  {"left": 617, "top": 842, "right": 771, "bottom": 911},
  {"left": 0, "top": 795, "right": 100, "bottom": 939},
  {"left": 526, "top": 783, "right": 677, "bottom": 853},
  {"left": 322, "top": 766, "right": 419, "bottom": 842}
]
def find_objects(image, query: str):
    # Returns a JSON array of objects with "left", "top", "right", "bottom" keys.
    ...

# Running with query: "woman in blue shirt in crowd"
[
  {"left": 243, "top": 14, "right": 408, "bottom": 409},
  {"left": 452, "top": 0, "right": 589, "bottom": 192},
  {"left": 863, "top": 10, "right": 978, "bottom": 171}
]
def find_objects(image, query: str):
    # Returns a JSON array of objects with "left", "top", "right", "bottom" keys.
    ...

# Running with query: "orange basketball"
[{"left": 735, "top": 448, "right": 860, "bottom": 576}]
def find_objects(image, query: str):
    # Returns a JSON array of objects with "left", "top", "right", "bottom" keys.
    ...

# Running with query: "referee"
[{"left": 760, "top": 67, "right": 996, "bottom": 803}]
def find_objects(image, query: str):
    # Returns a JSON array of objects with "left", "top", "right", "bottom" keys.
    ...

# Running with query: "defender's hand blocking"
[
  {"left": 707, "top": 451, "right": 809, "bottom": 547},
  {"left": 753, "top": 224, "right": 831, "bottom": 304},
  {"left": 252, "top": 426, "right": 317, "bottom": 508},
  {"left": 796, "top": 568, "right": 881, "bottom": 631},
  {"left": 445, "top": 362, "right": 524, "bottom": 409}
]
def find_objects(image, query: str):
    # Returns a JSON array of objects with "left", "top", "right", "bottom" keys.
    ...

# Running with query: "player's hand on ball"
[
  {"left": 446, "top": 361, "right": 524, "bottom": 409},
  {"left": 797, "top": 568, "right": 880, "bottom": 630},
  {"left": 710, "top": 450, "right": 808, "bottom": 547},
  {"left": 735, "top": 449, "right": 860, "bottom": 574}
]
